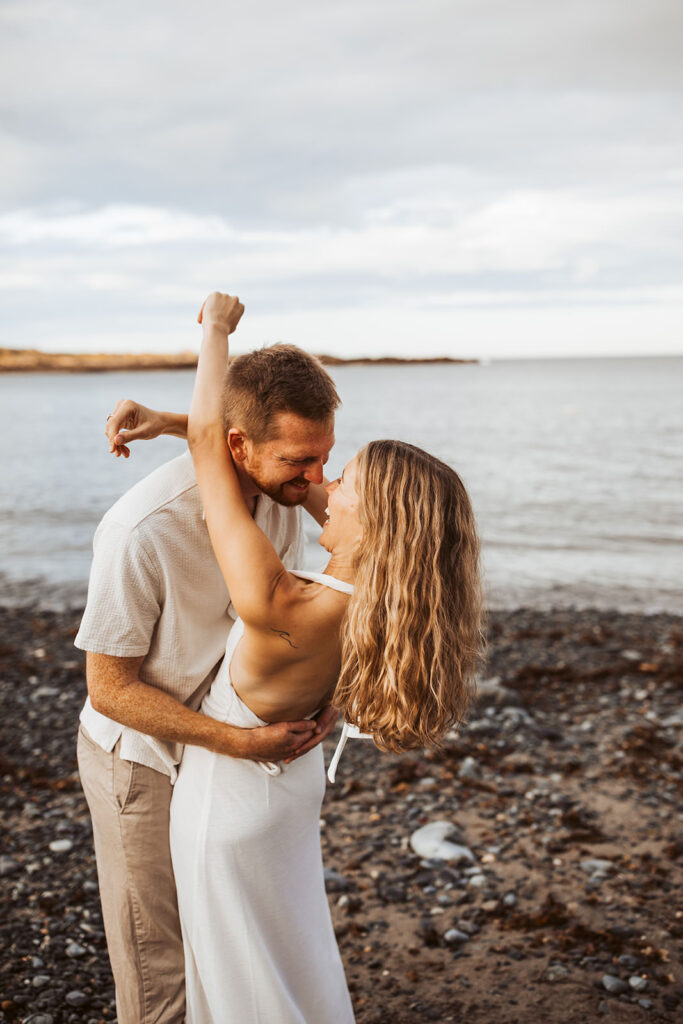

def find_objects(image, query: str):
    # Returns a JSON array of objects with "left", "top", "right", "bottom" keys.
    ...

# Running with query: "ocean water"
[{"left": 1, "top": 358, "right": 682, "bottom": 611}]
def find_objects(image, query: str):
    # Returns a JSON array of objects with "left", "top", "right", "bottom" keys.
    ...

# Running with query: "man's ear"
[{"left": 227, "top": 428, "right": 249, "bottom": 462}]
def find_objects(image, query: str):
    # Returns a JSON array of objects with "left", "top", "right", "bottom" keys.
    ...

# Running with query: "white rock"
[
  {"left": 629, "top": 976, "right": 648, "bottom": 992},
  {"left": 48, "top": 839, "right": 73, "bottom": 854},
  {"left": 580, "top": 858, "right": 613, "bottom": 876},
  {"left": 458, "top": 757, "right": 481, "bottom": 781},
  {"left": 467, "top": 874, "right": 487, "bottom": 889},
  {"left": 409, "top": 822, "right": 475, "bottom": 864}
]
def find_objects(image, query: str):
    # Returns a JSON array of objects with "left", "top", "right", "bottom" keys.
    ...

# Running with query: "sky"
[{"left": 1, "top": 0, "right": 682, "bottom": 359}]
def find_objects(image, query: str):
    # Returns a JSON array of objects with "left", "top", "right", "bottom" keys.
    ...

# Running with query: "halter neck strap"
[{"left": 289, "top": 569, "right": 354, "bottom": 595}]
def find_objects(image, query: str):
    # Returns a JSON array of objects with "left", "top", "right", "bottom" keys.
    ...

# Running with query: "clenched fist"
[{"left": 198, "top": 293, "right": 244, "bottom": 335}]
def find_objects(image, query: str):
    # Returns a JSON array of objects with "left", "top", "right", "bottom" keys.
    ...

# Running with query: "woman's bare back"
[{"left": 228, "top": 573, "right": 351, "bottom": 723}]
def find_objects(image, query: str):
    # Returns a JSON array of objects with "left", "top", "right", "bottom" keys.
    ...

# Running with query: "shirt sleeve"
[{"left": 74, "top": 520, "right": 161, "bottom": 657}]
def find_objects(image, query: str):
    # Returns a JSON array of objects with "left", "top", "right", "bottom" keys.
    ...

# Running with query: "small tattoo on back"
[{"left": 270, "top": 627, "right": 298, "bottom": 649}]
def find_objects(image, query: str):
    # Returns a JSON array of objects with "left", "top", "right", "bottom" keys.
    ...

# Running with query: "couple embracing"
[{"left": 76, "top": 292, "right": 483, "bottom": 1023}]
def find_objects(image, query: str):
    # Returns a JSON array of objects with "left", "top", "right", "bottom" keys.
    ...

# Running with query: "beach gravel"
[{"left": 1, "top": 602, "right": 682, "bottom": 1023}]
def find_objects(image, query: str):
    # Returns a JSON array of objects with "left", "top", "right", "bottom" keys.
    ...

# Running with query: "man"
[{"left": 76, "top": 322, "right": 340, "bottom": 1024}]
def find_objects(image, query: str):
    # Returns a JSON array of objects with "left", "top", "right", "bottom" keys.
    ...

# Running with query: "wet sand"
[{"left": 1, "top": 603, "right": 681, "bottom": 1023}]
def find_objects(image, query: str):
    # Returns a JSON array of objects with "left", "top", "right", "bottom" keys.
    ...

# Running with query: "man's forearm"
[
  {"left": 85, "top": 651, "right": 318, "bottom": 761},
  {"left": 90, "top": 674, "right": 251, "bottom": 757},
  {"left": 161, "top": 412, "right": 188, "bottom": 439}
]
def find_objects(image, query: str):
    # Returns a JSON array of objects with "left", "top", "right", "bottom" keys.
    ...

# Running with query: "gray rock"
[
  {"left": 32, "top": 686, "right": 60, "bottom": 699},
  {"left": 25, "top": 1015, "right": 54, "bottom": 1024},
  {"left": 475, "top": 677, "right": 523, "bottom": 709},
  {"left": 629, "top": 976, "right": 648, "bottom": 992},
  {"left": 410, "top": 822, "right": 475, "bottom": 864},
  {"left": 455, "top": 919, "right": 478, "bottom": 936},
  {"left": 48, "top": 839, "right": 73, "bottom": 854},
  {"left": 618, "top": 954, "right": 641, "bottom": 970},
  {"left": 638, "top": 999, "right": 654, "bottom": 1009},
  {"left": 458, "top": 756, "right": 481, "bottom": 781},
  {"left": 444, "top": 928, "right": 470, "bottom": 945},
  {"left": 503, "top": 892, "right": 517, "bottom": 907},
  {"left": 32, "top": 975, "right": 51, "bottom": 988},
  {"left": 0, "top": 856, "right": 20, "bottom": 877},
  {"left": 467, "top": 874, "right": 487, "bottom": 890},
  {"left": 65, "top": 991, "right": 89, "bottom": 1008},
  {"left": 66, "top": 941, "right": 87, "bottom": 958},
  {"left": 580, "top": 858, "right": 613, "bottom": 876},
  {"left": 602, "top": 974, "right": 629, "bottom": 995},
  {"left": 323, "top": 868, "right": 351, "bottom": 893},
  {"left": 546, "top": 964, "right": 570, "bottom": 981}
]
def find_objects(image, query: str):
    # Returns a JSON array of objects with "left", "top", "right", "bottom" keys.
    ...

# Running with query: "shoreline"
[
  {"left": 0, "top": 349, "right": 476, "bottom": 374},
  {"left": 1, "top": 601, "right": 681, "bottom": 1022}
]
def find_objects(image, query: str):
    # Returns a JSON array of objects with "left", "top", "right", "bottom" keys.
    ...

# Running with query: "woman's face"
[{"left": 319, "top": 454, "right": 362, "bottom": 553}]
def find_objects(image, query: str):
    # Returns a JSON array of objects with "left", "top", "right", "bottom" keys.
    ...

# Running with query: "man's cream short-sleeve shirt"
[{"left": 75, "top": 452, "right": 303, "bottom": 780}]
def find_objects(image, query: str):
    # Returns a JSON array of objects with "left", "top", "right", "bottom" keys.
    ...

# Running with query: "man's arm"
[{"left": 86, "top": 652, "right": 321, "bottom": 761}]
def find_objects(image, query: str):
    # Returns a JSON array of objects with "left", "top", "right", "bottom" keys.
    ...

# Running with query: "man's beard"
[{"left": 253, "top": 473, "right": 310, "bottom": 507}]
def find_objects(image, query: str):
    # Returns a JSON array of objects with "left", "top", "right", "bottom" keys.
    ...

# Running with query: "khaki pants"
[{"left": 77, "top": 726, "right": 185, "bottom": 1024}]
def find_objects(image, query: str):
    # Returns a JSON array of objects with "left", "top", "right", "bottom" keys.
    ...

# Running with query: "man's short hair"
[{"left": 222, "top": 344, "right": 340, "bottom": 443}]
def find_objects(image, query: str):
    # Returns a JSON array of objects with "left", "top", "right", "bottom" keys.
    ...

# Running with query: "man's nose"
[{"left": 303, "top": 460, "right": 324, "bottom": 485}]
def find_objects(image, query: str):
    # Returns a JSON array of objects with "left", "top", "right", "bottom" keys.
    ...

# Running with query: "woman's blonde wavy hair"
[{"left": 334, "top": 440, "right": 484, "bottom": 753}]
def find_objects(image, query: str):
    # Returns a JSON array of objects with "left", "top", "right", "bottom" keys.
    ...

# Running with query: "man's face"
[{"left": 242, "top": 411, "right": 336, "bottom": 506}]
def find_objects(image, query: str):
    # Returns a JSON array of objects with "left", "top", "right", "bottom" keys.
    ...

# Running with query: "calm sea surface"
[{"left": 1, "top": 358, "right": 682, "bottom": 611}]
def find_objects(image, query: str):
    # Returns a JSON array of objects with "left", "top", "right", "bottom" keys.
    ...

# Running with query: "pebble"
[
  {"left": 323, "top": 868, "right": 351, "bottom": 893},
  {"left": 629, "top": 976, "right": 648, "bottom": 992},
  {"left": 65, "top": 941, "right": 87, "bottom": 958},
  {"left": 455, "top": 919, "right": 478, "bottom": 935},
  {"left": 444, "top": 928, "right": 470, "bottom": 945},
  {"left": 638, "top": 999, "right": 654, "bottom": 1009},
  {"left": 467, "top": 874, "right": 487, "bottom": 889},
  {"left": 546, "top": 964, "right": 570, "bottom": 981},
  {"left": 0, "top": 856, "right": 20, "bottom": 877},
  {"left": 475, "top": 677, "right": 523, "bottom": 708},
  {"left": 503, "top": 892, "right": 517, "bottom": 907},
  {"left": 417, "top": 918, "right": 440, "bottom": 947},
  {"left": 48, "top": 839, "right": 73, "bottom": 854},
  {"left": 601, "top": 974, "right": 629, "bottom": 995},
  {"left": 25, "top": 1015, "right": 54, "bottom": 1024},
  {"left": 32, "top": 976, "right": 51, "bottom": 989},
  {"left": 410, "top": 822, "right": 475, "bottom": 864},
  {"left": 579, "top": 858, "right": 613, "bottom": 876},
  {"left": 457, "top": 756, "right": 481, "bottom": 781},
  {"left": 64, "top": 991, "right": 89, "bottom": 1008},
  {"left": 617, "top": 954, "right": 641, "bottom": 970}
]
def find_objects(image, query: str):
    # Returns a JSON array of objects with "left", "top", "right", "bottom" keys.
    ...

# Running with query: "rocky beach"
[{"left": 1, "top": 602, "right": 681, "bottom": 1024}]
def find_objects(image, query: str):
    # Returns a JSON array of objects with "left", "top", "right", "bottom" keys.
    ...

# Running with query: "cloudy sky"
[{"left": 1, "top": 0, "right": 681, "bottom": 358}]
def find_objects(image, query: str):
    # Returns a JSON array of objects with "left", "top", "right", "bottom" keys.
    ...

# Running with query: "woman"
[{"left": 129, "top": 293, "right": 483, "bottom": 1023}]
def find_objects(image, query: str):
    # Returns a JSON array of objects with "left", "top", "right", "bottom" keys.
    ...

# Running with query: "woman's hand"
[
  {"left": 197, "top": 293, "right": 244, "bottom": 334},
  {"left": 105, "top": 399, "right": 188, "bottom": 458}
]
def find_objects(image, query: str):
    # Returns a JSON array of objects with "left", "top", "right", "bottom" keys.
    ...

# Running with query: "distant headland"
[{"left": 0, "top": 348, "right": 477, "bottom": 373}]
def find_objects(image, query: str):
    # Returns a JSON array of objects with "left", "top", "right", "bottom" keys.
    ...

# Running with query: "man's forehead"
[{"left": 269, "top": 412, "right": 335, "bottom": 454}]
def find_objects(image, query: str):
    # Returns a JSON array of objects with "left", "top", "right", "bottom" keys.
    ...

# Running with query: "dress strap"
[
  {"left": 289, "top": 569, "right": 354, "bottom": 595},
  {"left": 327, "top": 721, "right": 373, "bottom": 784}
]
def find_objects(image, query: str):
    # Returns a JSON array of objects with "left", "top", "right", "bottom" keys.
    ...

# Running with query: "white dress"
[{"left": 169, "top": 570, "right": 356, "bottom": 1024}]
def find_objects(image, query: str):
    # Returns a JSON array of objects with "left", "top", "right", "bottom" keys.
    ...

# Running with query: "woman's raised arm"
[{"left": 188, "top": 293, "right": 296, "bottom": 626}]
